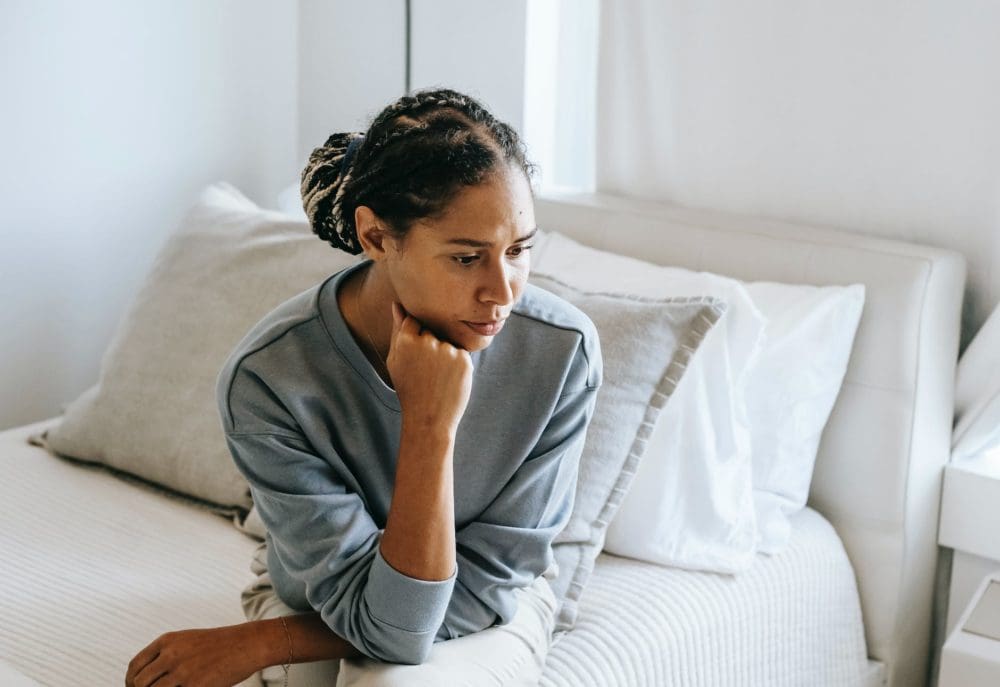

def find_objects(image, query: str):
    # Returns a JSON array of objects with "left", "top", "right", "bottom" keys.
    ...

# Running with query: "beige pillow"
[{"left": 34, "top": 182, "right": 358, "bottom": 520}]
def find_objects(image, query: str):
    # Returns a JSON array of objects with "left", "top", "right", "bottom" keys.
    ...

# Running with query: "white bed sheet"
[
  {"left": 0, "top": 419, "right": 260, "bottom": 686},
  {"left": 541, "top": 507, "right": 884, "bottom": 687},
  {"left": 2, "top": 418, "right": 883, "bottom": 686}
]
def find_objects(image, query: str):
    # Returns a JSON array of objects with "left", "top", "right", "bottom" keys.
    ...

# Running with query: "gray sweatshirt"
[{"left": 216, "top": 258, "right": 602, "bottom": 665}]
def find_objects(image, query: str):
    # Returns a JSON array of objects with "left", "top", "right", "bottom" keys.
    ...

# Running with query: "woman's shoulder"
[
  {"left": 223, "top": 282, "right": 328, "bottom": 371},
  {"left": 215, "top": 280, "right": 332, "bottom": 422},
  {"left": 513, "top": 281, "right": 599, "bottom": 343},
  {"left": 507, "top": 281, "right": 603, "bottom": 392}
]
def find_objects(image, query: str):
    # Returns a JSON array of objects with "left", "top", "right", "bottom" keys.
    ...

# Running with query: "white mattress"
[
  {"left": 2, "top": 418, "right": 883, "bottom": 687},
  {"left": 0, "top": 419, "right": 261, "bottom": 687},
  {"left": 541, "top": 507, "right": 884, "bottom": 687}
]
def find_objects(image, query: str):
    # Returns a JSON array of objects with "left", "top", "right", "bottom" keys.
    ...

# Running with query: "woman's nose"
[{"left": 480, "top": 260, "right": 515, "bottom": 307}]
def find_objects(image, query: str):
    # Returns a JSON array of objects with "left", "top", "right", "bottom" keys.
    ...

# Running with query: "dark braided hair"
[{"left": 301, "top": 87, "right": 538, "bottom": 255}]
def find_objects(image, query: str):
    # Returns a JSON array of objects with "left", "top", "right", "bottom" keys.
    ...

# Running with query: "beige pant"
[{"left": 240, "top": 542, "right": 558, "bottom": 687}]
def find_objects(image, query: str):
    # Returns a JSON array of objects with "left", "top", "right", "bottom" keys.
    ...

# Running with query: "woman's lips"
[{"left": 464, "top": 319, "right": 505, "bottom": 336}]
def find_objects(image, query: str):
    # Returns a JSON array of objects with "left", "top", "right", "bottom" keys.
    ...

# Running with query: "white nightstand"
[
  {"left": 939, "top": 572, "right": 1000, "bottom": 686},
  {"left": 938, "top": 451, "right": 1000, "bottom": 636}
]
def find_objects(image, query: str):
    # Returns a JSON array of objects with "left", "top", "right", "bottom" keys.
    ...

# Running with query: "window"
[{"left": 523, "top": 0, "right": 599, "bottom": 194}]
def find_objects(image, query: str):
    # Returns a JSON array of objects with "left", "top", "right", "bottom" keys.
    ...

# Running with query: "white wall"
[
  {"left": 297, "top": 0, "right": 406, "bottom": 168},
  {"left": 0, "top": 1, "right": 299, "bottom": 431},
  {"left": 596, "top": 0, "right": 1000, "bottom": 352},
  {"left": 296, "top": 0, "right": 531, "bottom": 179},
  {"left": 410, "top": 0, "right": 528, "bottom": 136}
]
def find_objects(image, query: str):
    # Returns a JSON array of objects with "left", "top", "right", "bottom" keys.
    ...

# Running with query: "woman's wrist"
[
  {"left": 244, "top": 613, "right": 366, "bottom": 667},
  {"left": 400, "top": 416, "right": 457, "bottom": 452},
  {"left": 240, "top": 617, "right": 288, "bottom": 672}
]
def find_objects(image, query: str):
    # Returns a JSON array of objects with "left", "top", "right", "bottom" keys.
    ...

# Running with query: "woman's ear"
[{"left": 354, "top": 206, "right": 396, "bottom": 260}]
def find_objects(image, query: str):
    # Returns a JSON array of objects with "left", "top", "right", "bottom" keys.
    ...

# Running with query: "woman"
[{"left": 125, "top": 87, "right": 602, "bottom": 687}]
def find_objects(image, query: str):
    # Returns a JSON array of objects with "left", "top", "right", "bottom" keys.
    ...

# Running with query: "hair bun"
[{"left": 301, "top": 131, "right": 366, "bottom": 254}]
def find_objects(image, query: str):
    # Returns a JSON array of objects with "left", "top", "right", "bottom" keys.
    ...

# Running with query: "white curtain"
[
  {"left": 592, "top": 0, "right": 1000, "bottom": 401},
  {"left": 594, "top": 1, "right": 1000, "bottom": 228},
  {"left": 594, "top": 1, "right": 817, "bottom": 211},
  {"left": 595, "top": 0, "right": 686, "bottom": 201}
]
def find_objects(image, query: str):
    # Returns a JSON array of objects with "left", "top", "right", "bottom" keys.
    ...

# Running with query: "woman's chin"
[
  {"left": 433, "top": 321, "right": 500, "bottom": 352},
  {"left": 453, "top": 331, "right": 494, "bottom": 352}
]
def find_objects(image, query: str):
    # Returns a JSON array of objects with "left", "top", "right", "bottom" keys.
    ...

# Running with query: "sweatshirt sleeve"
[
  {"left": 219, "top": 367, "right": 456, "bottom": 665},
  {"left": 436, "top": 339, "right": 602, "bottom": 640}
]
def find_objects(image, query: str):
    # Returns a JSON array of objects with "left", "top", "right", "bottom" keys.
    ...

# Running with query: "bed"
[{"left": 0, "top": 190, "right": 965, "bottom": 686}]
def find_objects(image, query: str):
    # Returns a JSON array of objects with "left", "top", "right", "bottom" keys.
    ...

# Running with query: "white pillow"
[
  {"left": 533, "top": 231, "right": 765, "bottom": 572},
  {"left": 952, "top": 302, "right": 1000, "bottom": 460},
  {"left": 533, "top": 231, "right": 866, "bottom": 564},
  {"left": 743, "top": 281, "right": 865, "bottom": 553}
]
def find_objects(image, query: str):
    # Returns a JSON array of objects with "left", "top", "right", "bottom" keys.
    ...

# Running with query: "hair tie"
[{"left": 342, "top": 134, "right": 365, "bottom": 174}]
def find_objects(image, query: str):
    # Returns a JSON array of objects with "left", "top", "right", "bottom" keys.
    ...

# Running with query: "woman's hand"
[
  {"left": 125, "top": 625, "right": 259, "bottom": 687},
  {"left": 386, "top": 301, "right": 473, "bottom": 436}
]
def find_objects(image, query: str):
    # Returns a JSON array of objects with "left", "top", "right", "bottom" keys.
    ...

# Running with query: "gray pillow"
[
  {"left": 528, "top": 273, "right": 726, "bottom": 633},
  {"left": 32, "top": 182, "right": 359, "bottom": 519}
]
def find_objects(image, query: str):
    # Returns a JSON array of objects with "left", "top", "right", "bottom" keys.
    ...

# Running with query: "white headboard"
[{"left": 534, "top": 190, "right": 966, "bottom": 687}]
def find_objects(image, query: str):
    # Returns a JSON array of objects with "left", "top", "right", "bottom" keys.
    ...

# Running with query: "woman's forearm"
[
  {"left": 380, "top": 419, "right": 457, "bottom": 581},
  {"left": 251, "top": 422, "right": 455, "bottom": 673},
  {"left": 251, "top": 612, "right": 365, "bottom": 670}
]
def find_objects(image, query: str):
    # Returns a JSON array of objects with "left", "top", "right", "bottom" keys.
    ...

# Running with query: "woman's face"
[{"left": 382, "top": 163, "right": 536, "bottom": 352}]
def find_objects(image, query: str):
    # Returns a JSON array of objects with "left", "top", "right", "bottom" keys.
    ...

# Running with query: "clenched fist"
[{"left": 386, "top": 301, "right": 473, "bottom": 437}]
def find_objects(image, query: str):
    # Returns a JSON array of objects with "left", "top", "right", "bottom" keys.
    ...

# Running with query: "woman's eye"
[{"left": 452, "top": 245, "right": 534, "bottom": 267}]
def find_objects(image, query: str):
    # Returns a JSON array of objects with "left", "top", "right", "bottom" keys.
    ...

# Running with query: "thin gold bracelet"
[{"left": 280, "top": 615, "right": 292, "bottom": 687}]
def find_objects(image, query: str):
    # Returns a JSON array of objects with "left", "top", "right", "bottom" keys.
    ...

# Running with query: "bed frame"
[{"left": 534, "top": 190, "right": 966, "bottom": 687}]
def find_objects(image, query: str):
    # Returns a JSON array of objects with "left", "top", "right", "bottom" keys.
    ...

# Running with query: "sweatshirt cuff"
[{"left": 366, "top": 543, "right": 457, "bottom": 633}]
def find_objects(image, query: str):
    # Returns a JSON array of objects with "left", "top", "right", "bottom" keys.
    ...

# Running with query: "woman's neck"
[{"left": 339, "top": 262, "right": 394, "bottom": 386}]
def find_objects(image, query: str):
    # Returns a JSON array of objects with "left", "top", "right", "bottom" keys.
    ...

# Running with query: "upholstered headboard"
[{"left": 534, "top": 191, "right": 966, "bottom": 687}]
